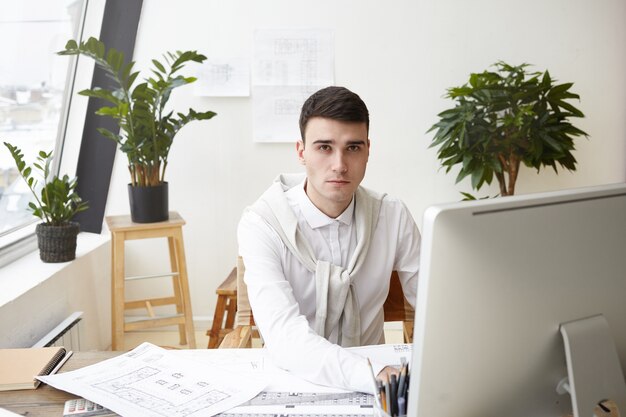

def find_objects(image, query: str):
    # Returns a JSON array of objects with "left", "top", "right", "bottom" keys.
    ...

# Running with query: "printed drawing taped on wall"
[{"left": 252, "top": 28, "right": 334, "bottom": 143}]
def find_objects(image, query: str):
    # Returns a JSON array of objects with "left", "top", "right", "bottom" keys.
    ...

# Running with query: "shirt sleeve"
[
  {"left": 393, "top": 202, "right": 421, "bottom": 309},
  {"left": 238, "top": 210, "right": 384, "bottom": 393}
]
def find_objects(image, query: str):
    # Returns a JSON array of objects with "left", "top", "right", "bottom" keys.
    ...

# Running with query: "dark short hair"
[{"left": 299, "top": 86, "right": 369, "bottom": 141}]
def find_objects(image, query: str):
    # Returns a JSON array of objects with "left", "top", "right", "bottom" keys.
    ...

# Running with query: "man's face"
[{"left": 296, "top": 117, "right": 370, "bottom": 218}]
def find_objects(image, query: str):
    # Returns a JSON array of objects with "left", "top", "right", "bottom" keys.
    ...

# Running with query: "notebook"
[{"left": 0, "top": 346, "right": 67, "bottom": 391}]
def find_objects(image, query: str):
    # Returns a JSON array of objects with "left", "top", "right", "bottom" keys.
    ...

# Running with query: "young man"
[{"left": 237, "top": 86, "right": 420, "bottom": 393}]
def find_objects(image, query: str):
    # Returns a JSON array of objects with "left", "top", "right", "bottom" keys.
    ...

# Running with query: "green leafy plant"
[
  {"left": 57, "top": 37, "right": 217, "bottom": 187},
  {"left": 4, "top": 142, "right": 89, "bottom": 226},
  {"left": 428, "top": 61, "right": 588, "bottom": 197}
]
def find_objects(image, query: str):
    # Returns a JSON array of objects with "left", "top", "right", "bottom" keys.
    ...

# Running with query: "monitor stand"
[{"left": 558, "top": 314, "right": 626, "bottom": 417}]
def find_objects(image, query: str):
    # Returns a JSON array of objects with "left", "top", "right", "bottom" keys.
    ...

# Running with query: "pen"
[
  {"left": 390, "top": 373, "right": 397, "bottom": 417},
  {"left": 380, "top": 381, "right": 387, "bottom": 414},
  {"left": 398, "top": 362, "right": 407, "bottom": 398},
  {"left": 397, "top": 362, "right": 407, "bottom": 399},
  {"left": 384, "top": 375, "right": 391, "bottom": 415},
  {"left": 397, "top": 396, "right": 406, "bottom": 417},
  {"left": 403, "top": 371, "right": 410, "bottom": 408},
  {"left": 367, "top": 358, "right": 383, "bottom": 410}
]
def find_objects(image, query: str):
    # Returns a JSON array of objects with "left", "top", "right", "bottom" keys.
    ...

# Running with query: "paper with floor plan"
[
  {"left": 178, "top": 343, "right": 411, "bottom": 393},
  {"left": 182, "top": 344, "right": 410, "bottom": 416},
  {"left": 179, "top": 347, "right": 347, "bottom": 393},
  {"left": 38, "top": 342, "right": 267, "bottom": 417}
]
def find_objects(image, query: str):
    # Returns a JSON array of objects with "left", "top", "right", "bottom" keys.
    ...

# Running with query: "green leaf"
[
  {"left": 455, "top": 168, "right": 472, "bottom": 184},
  {"left": 106, "top": 48, "right": 124, "bottom": 72},
  {"left": 65, "top": 39, "right": 78, "bottom": 50},
  {"left": 555, "top": 100, "right": 584, "bottom": 118},
  {"left": 152, "top": 59, "right": 166, "bottom": 73},
  {"left": 460, "top": 191, "right": 477, "bottom": 201},
  {"left": 471, "top": 165, "right": 484, "bottom": 190},
  {"left": 548, "top": 82, "right": 574, "bottom": 98}
]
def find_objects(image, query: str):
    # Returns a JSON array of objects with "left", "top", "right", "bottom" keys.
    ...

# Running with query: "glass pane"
[{"left": 0, "top": 0, "right": 84, "bottom": 234}]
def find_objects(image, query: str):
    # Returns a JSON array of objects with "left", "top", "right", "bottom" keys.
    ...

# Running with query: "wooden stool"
[
  {"left": 106, "top": 211, "right": 196, "bottom": 351},
  {"left": 206, "top": 267, "right": 237, "bottom": 348}
]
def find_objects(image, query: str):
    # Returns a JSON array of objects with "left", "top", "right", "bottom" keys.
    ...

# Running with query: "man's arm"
[
  {"left": 238, "top": 210, "right": 384, "bottom": 393},
  {"left": 393, "top": 202, "right": 421, "bottom": 309}
]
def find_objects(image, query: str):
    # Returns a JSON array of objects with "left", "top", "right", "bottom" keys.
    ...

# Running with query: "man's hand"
[{"left": 376, "top": 365, "right": 399, "bottom": 382}]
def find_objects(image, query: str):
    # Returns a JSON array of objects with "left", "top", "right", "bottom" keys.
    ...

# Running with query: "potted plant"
[
  {"left": 57, "top": 37, "right": 216, "bottom": 222},
  {"left": 3, "top": 143, "right": 89, "bottom": 263},
  {"left": 427, "top": 61, "right": 588, "bottom": 198}
]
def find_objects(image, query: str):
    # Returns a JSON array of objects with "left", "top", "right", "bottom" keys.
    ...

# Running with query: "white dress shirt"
[{"left": 237, "top": 179, "right": 420, "bottom": 393}]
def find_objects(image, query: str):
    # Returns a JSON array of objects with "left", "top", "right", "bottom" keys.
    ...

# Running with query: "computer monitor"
[{"left": 408, "top": 183, "right": 626, "bottom": 417}]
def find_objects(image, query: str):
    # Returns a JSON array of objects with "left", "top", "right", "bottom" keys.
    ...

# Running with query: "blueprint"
[
  {"left": 217, "top": 391, "right": 375, "bottom": 417},
  {"left": 39, "top": 343, "right": 267, "bottom": 417},
  {"left": 39, "top": 342, "right": 411, "bottom": 417}
]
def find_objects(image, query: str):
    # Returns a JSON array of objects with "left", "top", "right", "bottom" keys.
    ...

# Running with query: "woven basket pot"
[{"left": 36, "top": 222, "right": 80, "bottom": 263}]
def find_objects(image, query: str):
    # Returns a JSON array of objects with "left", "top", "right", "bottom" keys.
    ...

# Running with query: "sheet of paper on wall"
[
  {"left": 252, "top": 85, "right": 325, "bottom": 142},
  {"left": 252, "top": 28, "right": 334, "bottom": 142},
  {"left": 38, "top": 342, "right": 267, "bottom": 417},
  {"left": 193, "top": 57, "right": 250, "bottom": 97}
]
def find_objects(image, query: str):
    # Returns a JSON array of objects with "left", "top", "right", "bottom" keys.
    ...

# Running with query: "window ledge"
[{"left": 0, "top": 232, "right": 110, "bottom": 309}]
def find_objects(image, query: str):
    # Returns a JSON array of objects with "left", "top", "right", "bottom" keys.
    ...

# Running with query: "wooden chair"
[
  {"left": 206, "top": 267, "right": 238, "bottom": 348},
  {"left": 219, "top": 257, "right": 414, "bottom": 348}
]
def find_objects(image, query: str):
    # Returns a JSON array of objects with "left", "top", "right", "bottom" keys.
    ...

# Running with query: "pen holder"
[{"left": 373, "top": 397, "right": 406, "bottom": 417}]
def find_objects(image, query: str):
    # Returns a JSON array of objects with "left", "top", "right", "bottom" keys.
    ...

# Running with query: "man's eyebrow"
[{"left": 310, "top": 139, "right": 366, "bottom": 145}]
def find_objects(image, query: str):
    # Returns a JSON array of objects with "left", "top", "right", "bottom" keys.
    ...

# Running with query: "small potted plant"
[
  {"left": 428, "top": 61, "right": 588, "bottom": 198},
  {"left": 4, "top": 142, "right": 89, "bottom": 262},
  {"left": 57, "top": 37, "right": 216, "bottom": 223}
]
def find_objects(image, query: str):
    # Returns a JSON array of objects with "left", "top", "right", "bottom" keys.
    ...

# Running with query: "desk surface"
[
  {"left": 0, "top": 351, "right": 120, "bottom": 417},
  {"left": 0, "top": 349, "right": 602, "bottom": 417}
]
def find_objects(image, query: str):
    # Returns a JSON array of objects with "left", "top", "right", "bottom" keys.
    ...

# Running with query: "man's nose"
[{"left": 332, "top": 151, "right": 348, "bottom": 173}]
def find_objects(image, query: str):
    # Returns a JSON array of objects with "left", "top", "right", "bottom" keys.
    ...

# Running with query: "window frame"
[
  {"left": 0, "top": 0, "right": 90, "bottom": 268},
  {"left": 0, "top": 0, "right": 144, "bottom": 268}
]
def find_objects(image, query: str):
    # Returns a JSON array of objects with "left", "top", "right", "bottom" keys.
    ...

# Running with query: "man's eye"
[
  {"left": 347, "top": 145, "right": 361, "bottom": 152},
  {"left": 319, "top": 145, "right": 331, "bottom": 151}
]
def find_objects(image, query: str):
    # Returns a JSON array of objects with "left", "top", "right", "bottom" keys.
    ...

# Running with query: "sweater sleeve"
[
  {"left": 238, "top": 210, "right": 384, "bottom": 393},
  {"left": 393, "top": 201, "right": 421, "bottom": 309}
]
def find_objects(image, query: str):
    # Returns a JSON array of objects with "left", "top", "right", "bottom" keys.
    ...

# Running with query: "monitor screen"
[{"left": 408, "top": 183, "right": 626, "bottom": 417}]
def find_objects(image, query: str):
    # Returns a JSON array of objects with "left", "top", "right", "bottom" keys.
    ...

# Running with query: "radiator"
[{"left": 31, "top": 311, "right": 83, "bottom": 350}]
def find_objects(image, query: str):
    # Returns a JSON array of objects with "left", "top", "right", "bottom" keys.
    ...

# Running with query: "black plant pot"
[
  {"left": 36, "top": 222, "right": 80, "bottom": 263},
  {"left": 128, "top": 182, "right": 169, "bottom": 223}
]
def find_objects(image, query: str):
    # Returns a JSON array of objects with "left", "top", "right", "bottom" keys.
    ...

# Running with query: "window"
[{"left": 0, "top": 0, "right": 86, "bottom": 262}]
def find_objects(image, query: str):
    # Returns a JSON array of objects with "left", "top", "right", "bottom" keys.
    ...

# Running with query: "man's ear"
[{"left": 296, "top": 140, "right": 306, "bottom": 165}]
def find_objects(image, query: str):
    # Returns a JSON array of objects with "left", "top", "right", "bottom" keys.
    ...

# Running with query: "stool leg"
[
  {"left": 173, "top": 229, "right": 196, "bottom": 349},
  {"left": 168, "top": 236, "right": 186, "bottom": 345},
  {"left": 208, "top": 295, "right": 227, "bottom": 348},
  {"left": 224, "top": 295, "right": 237, "bottom": 329},
  {"left": 111, "top": 232, "right": 126, "bottom": 351}
]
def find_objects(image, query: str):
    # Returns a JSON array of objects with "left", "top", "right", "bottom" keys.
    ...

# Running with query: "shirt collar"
[{"left": 287, "top": 179, "right": 355, "bottom": 229}]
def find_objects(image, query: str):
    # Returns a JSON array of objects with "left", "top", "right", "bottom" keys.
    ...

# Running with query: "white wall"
[
  {"left": 0, "top": 235, "right": 110, "bottom": 349},
  {"left": 101, "top": 0, "right": 626, "bottom": 323}
]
